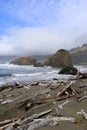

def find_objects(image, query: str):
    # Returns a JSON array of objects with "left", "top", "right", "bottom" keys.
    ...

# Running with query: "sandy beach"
[{"left": 0, "top": 77, "right": 87, "bottom": 130}]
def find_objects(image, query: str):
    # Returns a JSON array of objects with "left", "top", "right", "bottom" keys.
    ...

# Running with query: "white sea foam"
[{"left": 0, "top": 64, "right": 87, "bottom": 86}]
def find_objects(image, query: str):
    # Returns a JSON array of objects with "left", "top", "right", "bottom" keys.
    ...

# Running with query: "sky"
[{"left": 0, "top": 0, "right": 87, "bottom": 55}]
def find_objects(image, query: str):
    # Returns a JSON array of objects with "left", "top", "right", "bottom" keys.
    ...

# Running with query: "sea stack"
[{"left": 47, "top": 49, "right": 73, "bottom": 67}]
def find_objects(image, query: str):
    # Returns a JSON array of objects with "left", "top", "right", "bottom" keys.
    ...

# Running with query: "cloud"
[
  {"left": 0, "top": 27, "right": 87, "bottom": 55},
  {"left": 0, "top": 0, "right": 87, "bottom": 55},
  {"left": 0, "top": 27, "right": 68, "bottom": 55}
]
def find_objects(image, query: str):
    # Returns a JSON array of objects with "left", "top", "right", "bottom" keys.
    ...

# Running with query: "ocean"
[{"left": 0, "top": 63, "right": 87, "bottom": 86}]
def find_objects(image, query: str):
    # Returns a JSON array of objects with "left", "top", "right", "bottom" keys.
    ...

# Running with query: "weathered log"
[
  {"left": 14, "top": 109, "right": 52, "bottom": 126},
  {"left": 3, "top": 119, "right": 21, "bottom": 130},
  {"left": 0, "top": 118, "right": 20, "bottom": 127},
  {"left": 27, "top": 116, "right": 76, "bottom": 130},
  {"left": 34, "top": 95, "right": 70, "bottom": 104}
]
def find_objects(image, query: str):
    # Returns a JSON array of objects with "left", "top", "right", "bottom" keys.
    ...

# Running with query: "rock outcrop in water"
[
  {"left": 46, "top": 49, "right": 73, "bottom": 67},
  {"left": 58, "top": 66, "right": 78, "bottom": 75},
  {"left": 11, "top": 56, "right": 36, "bottom": 65}
]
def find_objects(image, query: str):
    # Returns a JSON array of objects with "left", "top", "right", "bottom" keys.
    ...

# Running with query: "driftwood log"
[
  {"left": 0, "top": 117, "right": 21, "bottom": 127},
  {"left": 14, "top": 109, "right": 52, "bottom": 126},
  {"left": 27, "top": 116, "right": 76, "bottom": 130}
]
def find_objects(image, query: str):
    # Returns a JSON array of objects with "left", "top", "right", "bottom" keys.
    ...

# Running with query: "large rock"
[
  {"left": 11, "top": 56, "right": 36, "bottom": 65},
  {"left": 48, "top": 49, "right": 73, "bottom": 67},
  {"left": 58, "top": 66, "right": 77, "bottom": 75}
]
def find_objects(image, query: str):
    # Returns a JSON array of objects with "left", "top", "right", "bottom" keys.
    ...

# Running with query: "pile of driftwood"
[
  {"left": 16, "top": 81, "right": 79, "bottom": 111},
  {"left": 0, "top": 108, "right": 87, "bottom": 130},
  {"left": 0, "top": 72, "right": 87, "bottom": 130},
  {"left": 0, "top": 109, "right": 75, "bottom": 130}
]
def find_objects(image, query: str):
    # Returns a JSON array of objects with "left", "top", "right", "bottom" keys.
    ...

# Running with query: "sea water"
[{"left": 0, "top": 63, "right": 87, "bottom": 86}]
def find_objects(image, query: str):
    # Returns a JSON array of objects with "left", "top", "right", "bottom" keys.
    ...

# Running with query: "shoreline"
[{"left": 0, "top": 77, "right": 87, "bottom": 129}]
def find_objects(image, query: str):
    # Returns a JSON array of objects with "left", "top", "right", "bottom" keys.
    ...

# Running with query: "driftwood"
[
  {"left": 76, "top": 109, "right": 87, "bottom": 120},
  {"left": 81, "top": 109, "right": 87, "bottom": 120},
  {"left": 0, "top": 96, "right": 22, "bottom": 105},
  {"left": 1, "top": 119, "right": 21, "bottom": 130},
  {"left": 0, "top": 118, "right": 21, "bottom": 127},
  {"left": 79, "top": 83, "right": 87, "bottom": 88},
  {"left": 0, "top": 116, "right": 76, "bottom": 130},
  {"left": 14, "top": 109, "right": 52, "bottom": 126},
  {"left": 0, "top": 110, "right": 52, "bottom": 130},
  {"left": 58, "top": 100, "right": 70, "bottom": 109},
  {"left": 78, "top": 91, "right": 87, "bottom": 102},
  {"left": 27, "top": 117, "right": 76, "bottom": 130},
  {"left": 18, "top": 81, "right": 77, "bottom": 109},
  {"left": 57, "top": 81, "right": 76, "bottom": 97}
]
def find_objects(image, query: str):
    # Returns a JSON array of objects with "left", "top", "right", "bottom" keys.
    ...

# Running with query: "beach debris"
[
  {"left": 14, "top": 109, "right": 52, "bottom": 126},
  {"left": 0, "top": 117, "right": 21, "bottom": 127},
  {"left": 39, "top": 82, "right": 49, "bottom": 87},
  {"left": 27, "top": 116, "right": 75, "bottom": 130},
  {"left": 79, "top": 83, "right": 87, "bottom": 88},
  {"left": 23, "top": 85, "right": 30, "bottom": 89},
  {"left": 17, "top": 81, "right": 77, "bottom": 109},
  {"left": 49, "top": 83, "right": 60, "bottom": 90},
  {"left": 31, "top": 81, "right": 39, "bottom": 86},
  {"left": 57, "top": 81, "right": 76, "bottom": 97},
  {"left": 76, "top": 109, "right": 87, "bottom": 120},
  {"left": 0, "top": 99, "right": 4, "bottom": 103},
  {"left": 25, "top": 102, "right": 32, "bottom": 111},
  {"left": 80, "top": 109, "right": 87, "bottom": 120},
  {"left": 0, "top": 119, "right": 21, "bottom": 130},
  {"left": 1, "top": 99, "right": 15, "bottom": 105},
  {"left": 58, "top": 100, "right": 70, "bottom": 109},
  {"left": 78, "top": 91, "right": 87, "bottom": 102},
  {"left": 0, "top": 116, "right": 76, "bottom": 130},
  {"left": 0, "top": 96, "right": 22, "bottom": 105}
]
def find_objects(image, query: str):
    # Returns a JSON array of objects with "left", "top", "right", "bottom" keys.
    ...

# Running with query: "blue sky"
[{"left": 0, "top": 0, "right": 87, "bottom": 55}]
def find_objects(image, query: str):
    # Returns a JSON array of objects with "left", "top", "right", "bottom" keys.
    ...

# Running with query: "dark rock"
[
  {"left": 48, "top": 49, "right": 73, "bottom": 67},
  {"left": 11, "top": 56, "right": 36, "bottom": 65},
  {"left": 34, "top": 62, "right": 44, "bottom": 67},
  {"left": 58, "top": 66, "right": 78, "bottom": 75}
]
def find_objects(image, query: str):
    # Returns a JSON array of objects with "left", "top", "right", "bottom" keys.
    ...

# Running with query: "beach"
[{"left": 0, "top": 76, "right": 87, "bottom": 130}]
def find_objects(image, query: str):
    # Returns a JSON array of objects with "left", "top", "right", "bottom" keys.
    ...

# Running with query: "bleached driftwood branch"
[
  {"left": 58, "top": 100, "right": 70, "bottom": 109},
  {"left": 15, "top": 109, "right": 52, "bottom": 126},
  {"left": 57, "top": 81, "right": 75, "bottom": 97},
  {"left": 0, "top": 118, "right": 20, "bottom": 127},
  {"left": 27, "top": 116, "right": 76, "bottom": 130},
  {"left": 78, "top": 91, "right": 87, "bottom": 102},
  {"left": 81, "top": 109, "right": 87, "bottom": 120}
]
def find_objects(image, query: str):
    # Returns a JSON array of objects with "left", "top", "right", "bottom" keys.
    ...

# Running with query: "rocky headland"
[{"left": 11, "top": 56, "right": 37, "bottom": 66}]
